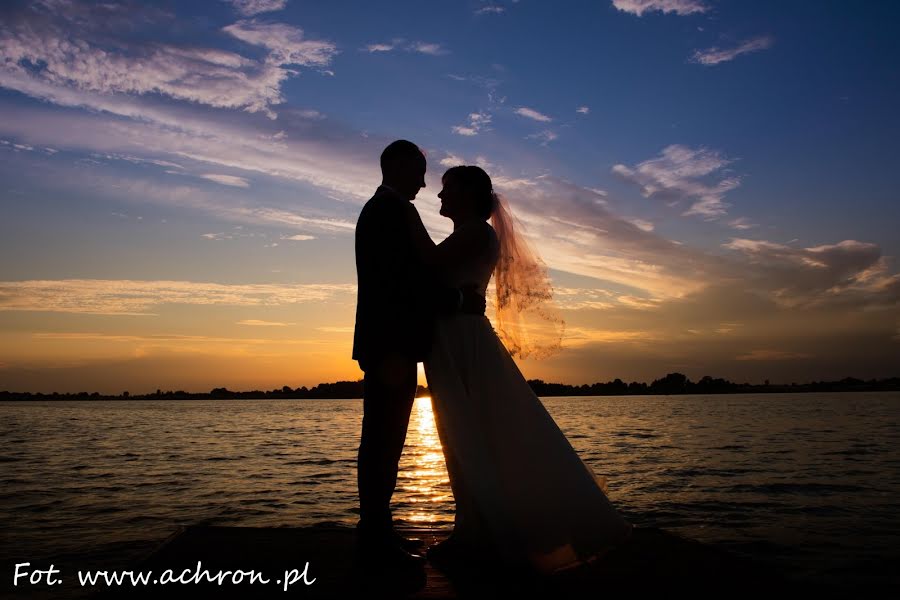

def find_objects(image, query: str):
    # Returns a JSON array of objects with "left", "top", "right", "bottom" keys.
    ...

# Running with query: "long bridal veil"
[
  {"left": 490, "top": 191, "right": 565, "bottom": 360},
  {"left": 490, "top": 190, "right": 614, "bottom": 496}
]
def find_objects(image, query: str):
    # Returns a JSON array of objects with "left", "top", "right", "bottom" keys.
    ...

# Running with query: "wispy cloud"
[
  {"left": 727, "top": 217, "right": 757, "bottom": 230},
  {"left": 92, "top": 153, "right": 185, "bottom": 170},
  {"left": 0, "top": 97, "right": 381, "bottom": 203},
  {"left": 691, "top": 36, "right": 774, "bottom": 66},
  {"left": 364, "top": 42, "right": 397, "bottom": 53},
  {"left": 452, "top": 112, "right": 492, "bottom": 136},
  {"left": 281, "top": 234, "right": 316, "bottom": 241},
  {"left": 612, "top": 0, "right": 708, "bottom": 17},
  {"left": 410, "top": 41, "right": 448, "bottom": 56},
  {"left": 735, "top": 349, "right": 813, "bottom": 361},
  {"left": 222, "top": 19, "right": 338, "bottom": 69},
  {"left": 576, "top": 106, "right": 590, "bottom": 115},
  {"left": 625, "top": 217, "right": 655, "bottom": 232},
  {"left": 553, "top": 287, "right": 619, "bottom": 311},
  {"left": 440, "top": 153, "right": 466, "bottom": 167},
  {"left": 362, "top": 39, "right": 448, "bottom": 56},
  {"left": 200, "top": 174, "right": 250, "bottom": 188},
  {"left": 65, "top": 168, "right": 358, "bottom": 235},
  {"left": 292, "top": 110, "right": 325, "bottom": 120},
  {"left": 527, "top": 130, "right": 558, "bottom": 145},
  {"left": 28, "top": 332, "right": 321, "bottom": 344},
  {"left": 612, "top": 144, "right": 740, "bottom": 219},
  {"left": 563, "top": 327, "right": 660, "bottom": 347},
  {"left": 515, "top": 107, "right": 553, "bottom": 122},
  {"left": 0, "top": 138, "right": 59, "bottom": 156},
  {"left": 0, "top": 279, "right": 356, "bottom": 315},
  {"left": 227, "top": 0, "right": 287, "bottom": 16},
  {"left": 0, "top": 139, "right": 34, "bottom": 152},
  {"left": 236, "top": 319, "right": 295, "bottom": 326},
  {"left": 316, "top": 326, "right": 355, "bottom": 334},
  {"left": 721, "top": 238, "right": 900, "bottom": 309},
  {"left": 0, "top": 5, "right": 337, "bottom": 119},
  {"left": 475, "top": 6, "right": 506, "bottom": 15}
]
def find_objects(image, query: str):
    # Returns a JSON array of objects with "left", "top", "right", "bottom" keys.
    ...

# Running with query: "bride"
[{"left": 406, "top": 165, "right": 633, "bottom": 574}]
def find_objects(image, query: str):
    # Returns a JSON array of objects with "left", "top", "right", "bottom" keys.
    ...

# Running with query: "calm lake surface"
[{"left": 3, "top": 392, "right": 899, "bottom": 590}]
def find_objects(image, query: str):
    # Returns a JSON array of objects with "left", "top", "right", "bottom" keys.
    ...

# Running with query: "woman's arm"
[
  {"left": 404, "top": 202, "right": 438, "bottom": 261},
  {"left": 404, "top": 205, "right": 488, "bottom": 314},
  {"left": 404, "top": 204, "right": 489, "bottom": 269}
]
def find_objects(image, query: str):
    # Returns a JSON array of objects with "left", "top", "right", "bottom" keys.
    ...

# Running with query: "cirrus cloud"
[
  {"left": 612, "top": 144, "right": 740, "bottom": 219},
  {"left": 690, "top": 36, "right": 774, "bottom": 66}
]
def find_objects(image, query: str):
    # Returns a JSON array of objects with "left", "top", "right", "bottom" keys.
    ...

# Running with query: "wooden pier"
[{"left": 78, "top": 524, "right": 821, "bottom": 598}]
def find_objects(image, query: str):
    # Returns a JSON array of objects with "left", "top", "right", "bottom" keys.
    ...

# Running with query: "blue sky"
[{"left": 1, "top": 0, "right": 898, "bottom": 392}]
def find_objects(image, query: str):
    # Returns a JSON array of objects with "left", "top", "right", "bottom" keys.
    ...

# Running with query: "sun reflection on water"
[{"left": 395, "top": 396, "right": 455, "bottom": 526}]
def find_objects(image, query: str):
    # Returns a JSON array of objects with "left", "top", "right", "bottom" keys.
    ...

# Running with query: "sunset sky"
[{"left": 1, "top": 0, "right": 898, "bottom": 393}]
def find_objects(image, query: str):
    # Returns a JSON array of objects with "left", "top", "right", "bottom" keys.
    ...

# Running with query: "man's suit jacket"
[{"left": 352, "top": 186, "right": 436, "bottom": 369}]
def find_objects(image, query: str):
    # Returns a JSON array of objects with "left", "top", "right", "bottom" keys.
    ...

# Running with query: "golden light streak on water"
[{"left": 395, "top": 396, "right": 454, "bottom": 524}]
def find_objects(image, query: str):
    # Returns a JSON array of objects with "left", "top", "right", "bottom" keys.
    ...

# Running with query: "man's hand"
[{"left": 459, "top": 284, "right": 486, "bottom": 315}]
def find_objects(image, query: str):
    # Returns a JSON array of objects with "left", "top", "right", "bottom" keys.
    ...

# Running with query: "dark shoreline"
[{"left": 2, "top": 374, "right": 898, "bottom": 401}]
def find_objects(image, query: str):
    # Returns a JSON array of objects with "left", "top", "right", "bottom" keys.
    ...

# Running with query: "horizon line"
[{"left": 2, "top": 373, "right": 898, "bottom": 397}]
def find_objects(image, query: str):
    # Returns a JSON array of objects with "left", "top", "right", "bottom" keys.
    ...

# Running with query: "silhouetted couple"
[{"left": 352, "top": 140, "right": 632, "bottom": 587}]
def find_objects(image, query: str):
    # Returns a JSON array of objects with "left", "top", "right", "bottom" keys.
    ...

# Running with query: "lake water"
[{"left": 2, "top": 392, "right": 899, "bottom": 591}]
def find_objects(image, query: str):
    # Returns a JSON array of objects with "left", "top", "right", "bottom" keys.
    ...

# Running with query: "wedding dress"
[{"left": 423, "top": 219, "right": 633, "bottom": 575}]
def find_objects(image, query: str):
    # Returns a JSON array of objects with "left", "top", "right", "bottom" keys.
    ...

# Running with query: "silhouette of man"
[{"left": 353, "top": 140, "right": 482, "bottom": 569}]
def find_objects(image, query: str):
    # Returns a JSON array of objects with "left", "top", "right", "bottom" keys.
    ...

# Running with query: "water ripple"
[{"left": 1, "top": 392, "right": 898, "bottom": 587}]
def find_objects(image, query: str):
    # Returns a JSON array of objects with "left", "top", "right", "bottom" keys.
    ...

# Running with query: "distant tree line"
[
  {"left": 1, "top": 373, "right": 898, "bottom": 401},
  {"left": 527, "top": 373, "right": 900, "bottom": 396}
]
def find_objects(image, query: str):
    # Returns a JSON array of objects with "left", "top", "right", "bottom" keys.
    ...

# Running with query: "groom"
[{"left": 353, "top": 140, "right": 483, "bottom": 570}]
